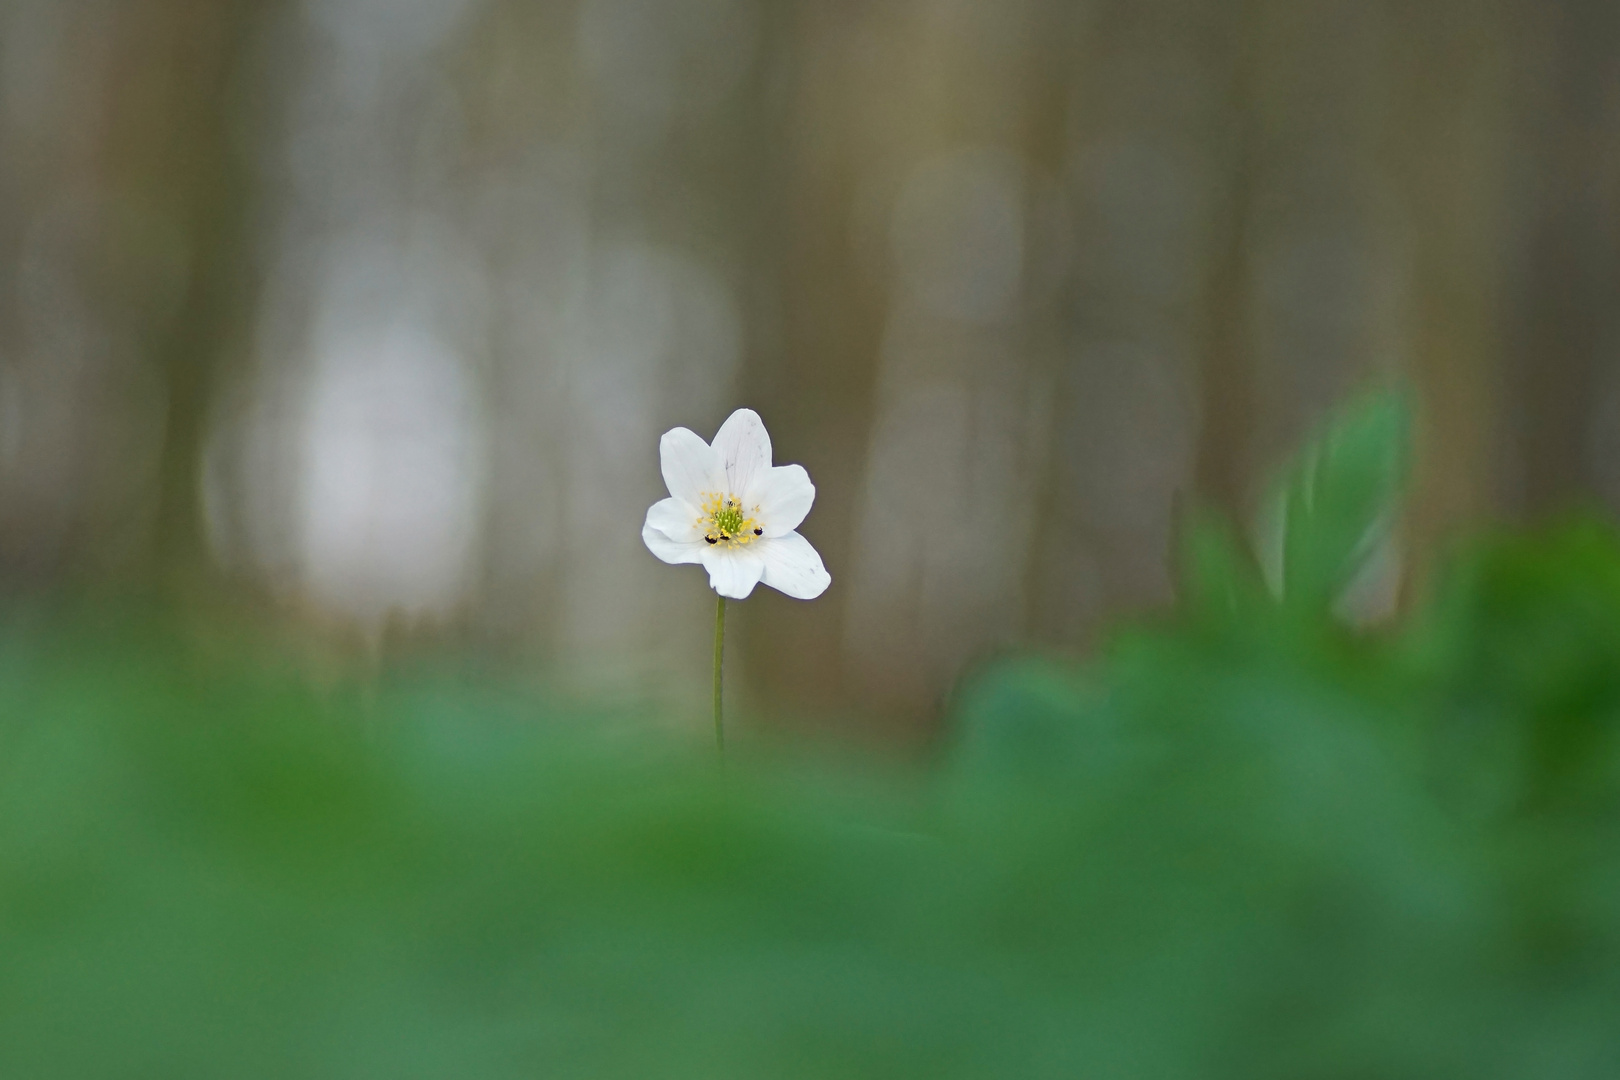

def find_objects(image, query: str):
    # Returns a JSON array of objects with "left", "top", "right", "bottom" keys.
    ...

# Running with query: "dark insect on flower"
[{"left": 705, "top": 536, "right": 718, "bottom": 545}]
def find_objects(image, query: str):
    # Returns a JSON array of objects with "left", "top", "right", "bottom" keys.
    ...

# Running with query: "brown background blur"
[{"left": 1, "top": 0, "right": 1618, "bottom": 735}]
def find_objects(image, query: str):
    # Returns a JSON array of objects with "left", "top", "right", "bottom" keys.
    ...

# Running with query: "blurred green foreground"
[{"left": 4, "top": 396, "right": 1620, "bottom": 1078}]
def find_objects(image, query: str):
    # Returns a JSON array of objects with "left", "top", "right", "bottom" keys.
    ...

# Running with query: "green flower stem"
[{"left": 712, "top": 594, "right": 727, "bottom": 766}]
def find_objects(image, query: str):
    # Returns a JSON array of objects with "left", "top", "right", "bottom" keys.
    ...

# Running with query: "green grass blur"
[{"left": 4, "top": 393, "right": 1619, "bottom": 1077}]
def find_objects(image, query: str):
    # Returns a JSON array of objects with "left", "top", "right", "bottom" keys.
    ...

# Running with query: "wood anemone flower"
[{"left": 642, "top": 408, "right": 830, "bottom": 601}]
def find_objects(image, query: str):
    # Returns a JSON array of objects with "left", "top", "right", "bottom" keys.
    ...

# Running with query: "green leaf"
[
  {"left": 1175, "top": 506, "right": 1266, "bottom": 620},
  {"left": 1275, "top": 390, "right": 1411, "bottom": 614}
]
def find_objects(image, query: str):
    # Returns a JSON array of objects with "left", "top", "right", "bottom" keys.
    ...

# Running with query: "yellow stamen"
[{"left": 697, "top": 492, "right": 762, "bottom": 546}]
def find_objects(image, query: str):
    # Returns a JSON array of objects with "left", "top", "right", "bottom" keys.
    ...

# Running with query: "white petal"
[
  {"left": 700, "top": 545, "right": 766, "bottom": 599},
  {"left": 645, "top": 497, "right": 703, "bottom": 543},
  {"left": 759, "top": 531, "right": 830, "bottom": 600},
  {"left": 712, "top": 408, "right": 771, "bottom": 500},
  {"left": 748, "top": 464, "right": 815, "bottom": 537},
  {"left": 660, "top": 427, "right": 723, "bottom": 508},
  {"left": 642, "top": 521, "right": 707, "bottom": 566}
]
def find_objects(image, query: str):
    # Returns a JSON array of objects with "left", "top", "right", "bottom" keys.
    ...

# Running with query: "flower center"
[{"left": 699, "top": 493, "right": 762, "bottom": 546}]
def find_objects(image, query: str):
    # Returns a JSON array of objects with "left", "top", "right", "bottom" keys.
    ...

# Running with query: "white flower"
[{"left": 642, "top": 408, "right": 831, "bottom": 601}]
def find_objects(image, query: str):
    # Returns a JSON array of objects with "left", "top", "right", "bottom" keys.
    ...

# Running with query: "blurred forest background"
[{"left": 2, "top": 0, "right": 1619, "bottom": 736}]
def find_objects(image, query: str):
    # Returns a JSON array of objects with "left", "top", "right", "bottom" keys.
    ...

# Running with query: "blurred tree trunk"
[
  {"left": 741, "top": 3, "right": 904, "bottom": 720},
  {"left": 1504, "top": 0, "right": 1620, "bottom": 516},
  {"left": 760, "top": 1, "right": 1078, "bottom": 729},
  {"left": 1387, "top": 0, "right": 1512, "bottom": 596},
  {"left": 1196, "top": 0, "right": 1405, "bottom": 555},
  {"left": 109, "top": 0, "right": 269, "bottom": 591},
  {"left": 1193, "top": 0, "right": 1261, "bottom": 526},
  {"left": 1043, "top": 0, "right": 1229, "bottom": 641}
]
